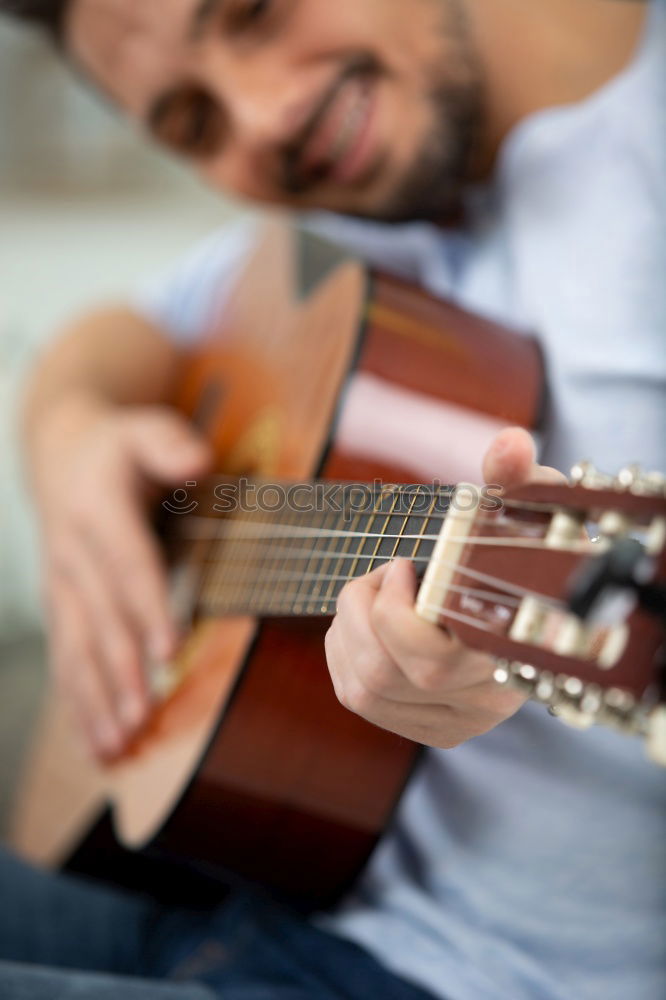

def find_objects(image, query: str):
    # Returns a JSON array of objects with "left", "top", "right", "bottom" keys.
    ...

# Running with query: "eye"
[
  {"left": 247, "top": 0, "right": 270, "bottom": 18},
  {"left": 154, "top": 89, "right": 225, "bottom": 159},
  {"left": 228, "top": 0, "right": 272, "bottom": 31}
]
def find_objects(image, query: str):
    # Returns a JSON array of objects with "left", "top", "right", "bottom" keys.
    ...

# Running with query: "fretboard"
[{"left": 164, "top": 480, "right": 453, "bottom": 618}]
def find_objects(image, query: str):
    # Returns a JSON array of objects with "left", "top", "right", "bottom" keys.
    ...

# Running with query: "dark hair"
[{"left": 0, "top": 1, "right": 70, "bottom": 42}]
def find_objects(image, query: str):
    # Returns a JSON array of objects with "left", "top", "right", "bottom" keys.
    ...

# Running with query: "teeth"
[{"left": 329, "top": 90, "right": 369, "bottom": 167}]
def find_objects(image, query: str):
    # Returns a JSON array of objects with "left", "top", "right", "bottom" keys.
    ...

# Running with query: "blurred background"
[{"left": 0, "top": 19, "right": 242, "bottom": 833}]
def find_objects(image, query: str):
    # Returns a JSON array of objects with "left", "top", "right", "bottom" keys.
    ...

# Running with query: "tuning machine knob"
[
  {"left": 646, "top": 705, "right": 666, "bottom": 767},
  {"left": 570, "top": 461, "right": 613, "bottom": 489},
  {"left": 493, "top": 659, "right": 538, "bottom": 694},
  {"left": 571, "top": 462, "right": 666, "bottom": 496},
  {"left": 494, "top": 660, "right": 645, "bottom": 735},
  {"left": 615, "top": 466, "right": 666, "bottom": 496}
]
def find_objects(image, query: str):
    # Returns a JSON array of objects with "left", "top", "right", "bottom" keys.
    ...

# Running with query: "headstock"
[{"left": 416, "top": 464, "right": 666, "bottom": 765}]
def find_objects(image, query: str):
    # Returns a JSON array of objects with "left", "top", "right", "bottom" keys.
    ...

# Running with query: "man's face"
[{"left": 67, "top": 0, "right": 484, "bottom": 222}]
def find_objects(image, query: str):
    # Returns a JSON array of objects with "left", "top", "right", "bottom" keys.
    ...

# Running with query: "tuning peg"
[
  {"left": 570, "top": 461, "right": 594, "bottom": 485},
  {"left": 646, "top": 705, "right": 666, "bottom": 767},
  {"left": 634, "top": 470, "right": 665, "bottom": 496},
  {"left": 494, "top": 660, "right": 538, "bottom": 694},
  {"left": 614, "top": 464, "right": 641, "bottom": 490},
  {"left": 598, "top": 687, "right": 641, "bottom": 733},
  {"left": 613, "top": 465, "right": 666, "bottom": 496},
  {"left": 570, "top": 461, "right": 613, "bottom": 489}
]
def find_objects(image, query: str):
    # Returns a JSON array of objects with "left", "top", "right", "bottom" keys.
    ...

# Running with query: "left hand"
[{"left": 324, "top": 427, "right": 566, "bottom": 748}]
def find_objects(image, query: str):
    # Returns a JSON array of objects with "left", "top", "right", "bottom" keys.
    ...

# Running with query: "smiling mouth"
[{"left": 284, "top": 61, "right": 380, "bottom": 195}]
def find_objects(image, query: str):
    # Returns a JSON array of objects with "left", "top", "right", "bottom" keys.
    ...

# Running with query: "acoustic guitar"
[{"left": 12, "top": 220, "right": 665, "bottom": 909}]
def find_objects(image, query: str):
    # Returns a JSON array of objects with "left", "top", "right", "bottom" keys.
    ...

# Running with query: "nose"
[{"left": 197, "top": 49, "right": 317, "bottom": 196}]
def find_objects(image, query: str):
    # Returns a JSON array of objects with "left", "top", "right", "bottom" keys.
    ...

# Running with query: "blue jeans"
[{"left": 0, "top": 849, "right": 437, "bottom": 999}]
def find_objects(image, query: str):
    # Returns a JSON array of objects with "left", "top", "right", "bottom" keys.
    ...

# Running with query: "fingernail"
[
  {"left": 119, "top": 693, "right": 145, "bottom": 731},
  {"left": 385, "top": 558, "right": 406, "bottom": 582},
  {"left": 150, "top": 632, "right": 175, "bottom": 662},
  {"left": 96, "top": 721, "right": 123, "bottom": 758}
]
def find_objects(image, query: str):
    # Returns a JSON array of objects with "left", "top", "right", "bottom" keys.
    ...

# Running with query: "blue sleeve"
[{"left": 131, "top": 217, "right": 259, "bottom": 345}]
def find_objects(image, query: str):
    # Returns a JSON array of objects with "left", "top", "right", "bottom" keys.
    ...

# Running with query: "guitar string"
[
  {"left": 185, "top": 480, "right": 574, "bottom": 517},
  {"left": 198, "top": 554, "right": 567, "bottom": 614},
  {"left": 192, "top": 512, "right": 573, "bottom": 610},
  {"left": 198, "top": 499, "right": 425, "bottom": 616},
  {"left": 201, "top": 580, "right": 521, "bottom": 612},
  {"left": 200, "top": 588, "right": 505, "bottom": 636},
  {"left": 174, "top": 520, "right": 593, "bottom": 552},
  {"left": 311, "top": 498, "right": 361, "bottom": 613},
  {"left": 170, "top": 492, "right": 584, "bottom": 621},
  {"left": 421, "top": 606, "right": 496, "bottom": 632},
  {"left": 200, "top": 490, "right": 402, "bottom": 616},
  {"left": 245, "top": 493, "right": 289, "bottom": 614},
  {"left": 170, "top": 508, "right": 546, "bottom": 535},
  {"left": 194, "top": 540, "right": 551, "bottom": 568},
  {"left": 322, "top": 504, "right": 365, "bottom": 608},
  {"left": 307, "top": 500, "right": 364, "bottom": 614}
]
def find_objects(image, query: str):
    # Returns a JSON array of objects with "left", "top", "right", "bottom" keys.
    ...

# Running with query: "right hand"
[{"left": 29, "top": 396, "right": 211, "bottom": 759}]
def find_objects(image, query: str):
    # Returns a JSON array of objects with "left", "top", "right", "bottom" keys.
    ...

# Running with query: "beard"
[
  {"left": 363, "top": 77, "right": 485, "bottom": 224},
  {"left": 346, "top": 0, "right": 486, "bottom": 225},
  {"left": 281, "top": 0, "right": 486, "bottom": 225}
]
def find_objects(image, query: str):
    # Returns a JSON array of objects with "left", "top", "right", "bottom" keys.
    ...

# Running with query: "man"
[{"left": 1, "top": 1, "right": 664, "bottom": 999}]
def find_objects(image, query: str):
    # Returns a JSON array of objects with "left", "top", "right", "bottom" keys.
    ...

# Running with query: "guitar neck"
[{"left": 165, "top": 480, "right": 458, "bottom": 619}]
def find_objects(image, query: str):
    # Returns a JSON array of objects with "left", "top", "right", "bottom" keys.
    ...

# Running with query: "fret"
[
  {"left": 172, "top": 532, "right": 213, "bottom": 623},
  {"left": 205, "top": 515, "right": 256, "bottom": 614},
  {"left": 367, "top": 487, "right": 402, "bottom": 574},
  {"left": 251, "top": 518, "right": 279, "bottom": 615},
  {"left": 200, "top": 516, "right": 234, "bottom": 614},
  {"left": 290, "top": 489, "right": 328, "bottom": 615},
  {"left": 253, "top": 498, "right": 292, "bottom": 615},
  {"left": 286, "top": 486, "right": 374, "bottom": 614},
  {"left": 266, "top": 503, "right": 297, "bottom": 615},
  {"left": 243, "top": 484, "right": 286, "bottom": 614},
  {"left": 389, "top": 487, "right": 421, "bottom": 562},
  {"left": 410, "top": 490, "right": 441, "bottom": 565},
  {"left": 263, "top": 494, "right": 311, "bottom": 615},
  {"left": 346, "top": 488, "right": 386, "bottom": 582},
  {"left": 321, "top": 504, "right": 364, "bottom": 613},
  {"left": 232, "top": 515, "right": 266, "bottom": 611},
  {"left": 182, "top": 480, "right": 455, "bottom": 619},
  {"left": 306, "top": 504, "right": 347, "bottom": 615}
]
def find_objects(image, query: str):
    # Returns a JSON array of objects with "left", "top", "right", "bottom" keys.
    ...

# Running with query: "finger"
[
  {"left": 483, "top": 427, "right": 567, "bottom": 489},
  {"left": 372, "top": 560, "right": 499, "bottom": 693},
  {"left": 333, "top": 567, "right": 419, "bottom": 702},
  {"left": 81, "top": 493, "right": 177, "bottom": 662},
  {"left": 47, "top": 579, "right": 125, "bottom": 759},
  {"left": 482, "top": 427, "right": 537, "bottom": 488},
  {"left": 336, "top": 563, "right": 390, "bottom": 609},
  {"left": 58, "top": 537, "right": 149, "bottom": 733},
  {"left": 329, "top": 668, "right": 524, "bottom": 748},
  {"left": 335, "top": 562, "right": 476, "bottom": 704},
  {"left": 125, "top": 409, "right": 212, "bottom": 485},
  {"left": 328, "top": 567, "right": 527, "bottom": 746}
]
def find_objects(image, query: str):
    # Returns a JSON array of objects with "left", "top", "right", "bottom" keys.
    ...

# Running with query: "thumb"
[
  {"left": 482, "top": 426, "right": 567, "bottom": 490},
  {"left": 125, "top": 408, "right": 212, "bottom": 484},
  {"left": 482, "top": 427, "right": 536, "bottom": 489}
]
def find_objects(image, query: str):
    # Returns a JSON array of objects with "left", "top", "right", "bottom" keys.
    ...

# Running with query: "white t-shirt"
[{"left": 135, "top": 5, "right": 666, "bottom": 999}]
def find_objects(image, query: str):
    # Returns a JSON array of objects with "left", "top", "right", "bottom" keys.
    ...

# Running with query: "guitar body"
[{"left": 11, "top": 220, "right": 544, "bottom": 907}]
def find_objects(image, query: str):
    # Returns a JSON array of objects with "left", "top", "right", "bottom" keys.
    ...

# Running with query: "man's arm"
[
  {"left": 23, "top": 306, "right": 182, "bottom": 419},
  {"left": 23, "top": 308, "right": 211, "bottom": 759}
]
